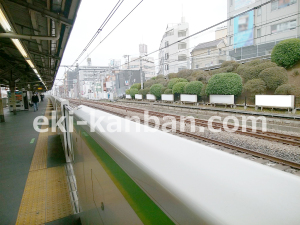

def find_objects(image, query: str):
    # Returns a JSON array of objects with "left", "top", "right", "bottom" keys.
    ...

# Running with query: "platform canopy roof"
[{"left": 0, "top": 0, "right": 81, "bottom": 91}]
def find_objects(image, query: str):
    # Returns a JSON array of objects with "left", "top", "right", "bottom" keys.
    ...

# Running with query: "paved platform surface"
[{"left": 0, "top": 98, "right": 80, "bottom": 225}]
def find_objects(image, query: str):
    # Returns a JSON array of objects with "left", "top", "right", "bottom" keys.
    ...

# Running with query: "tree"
[
  {"left": 150, "top": 84, "right": 164, "bottom": 99},
  {"left": 167, "top": 78, "right": 188, "bottom": 89},
  {"left": 177, "top": 69, "right": 193, "bottom": 78},
  {"left": 258, "top": 67, "right": 288, "bottom": 89},
  {"left": 138, "top": 88, "right": 150, "bottom": 98},
  {"left": 205, "top": 73, "right": 243, "bottom": 96},
  {"left": 275, "top": 84, "right": 300, "bottom": 96},
  {"left": 271, "top": 38, "right": 300, "bottom": 68},
  {"left": 172, "top": 82, "right": 187, "bottom": 94},
  {"left": 167, "top": 78, "right": 179, "bottom": 89},
  {"left": 243, "top": 79, "right": 266, "bottom": 96},
  {"left": 168, "top": 73, "right": 178, "bottom": 79},
  {"left": 184, "top": 81, "right": 204, "bottom": 96},
  {"left": 129, "top": 88, "right": 139, "bottom": 98},
  {"left": 125, "top": 89, "right": 130, "bottom": 95},
  {"left": 164, "top": 89, "right": 173, "bottom": 94},
  {"left": 131, "top": 83, "right": 141, "bottom": 90},
  {"left": 236, "top": 61, "right": 277, "bottom": 83}
]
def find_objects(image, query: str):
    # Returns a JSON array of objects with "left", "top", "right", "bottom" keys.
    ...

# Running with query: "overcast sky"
[{"left": 54, "top": 0, "right": 227, "bottom": 86}]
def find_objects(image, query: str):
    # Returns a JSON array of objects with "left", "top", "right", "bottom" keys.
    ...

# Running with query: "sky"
[{"left": 54, "top": 0, "right": 227, "bottom": 86}]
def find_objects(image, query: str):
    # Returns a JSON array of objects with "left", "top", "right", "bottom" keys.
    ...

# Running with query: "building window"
[
  {"left": 165, "top": 53, "right": 169, "bottom": 60},
  {"left": 257, "top": 28, "right": 261, "bottom": 38},
  {"left": 165, "top": 41, "right": 169, "bottom": 47},
  {"left": 178, "top": 67, "right": 186, "bottom": 71},
  {"left": 208, "top": 49, "right": 210, "bottom": 55},
  {"left": 165, "top": 29, "right": 174, "bottom": 36},
  {"left": 219, "top": 49, "right": 222, "bottom": 55},
  {"left": 257, "top": 7, "right": 261, "bottom": 16},
  {"left": 271, "top": 20, "right": 296, "bottom": 34},
  {"left": 230, "top": 0, "right": 233, "bottom": 6},
  {"left": 196, "top": 65, "right": 199, "bottom": 69},
  {"left": 230, "top": 36, "right": 233, "bottom": 46},
  {"left": 178, "top": 30, "right": 186, "bottom": 37},
  {"left": 165, "top": 64, "right": 169, "bottom": 70},
  {"left": 271, "top": 0, "right": 296, "bottom": 11},
  {"left": 178, "top": 54, "right": 187, "bottom": 61},
  {"left": 178, "top": 42, "right": 186, "bottom": 49}
]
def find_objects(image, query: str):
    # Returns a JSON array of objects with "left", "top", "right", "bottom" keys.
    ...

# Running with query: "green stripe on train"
[{"left": 76, "top": 125, "right": 174, "bottom": 225}]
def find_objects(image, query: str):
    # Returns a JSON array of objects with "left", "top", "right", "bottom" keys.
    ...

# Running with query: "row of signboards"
[{"left": 126, "top": 94, "right": 296, "bottom": 109}]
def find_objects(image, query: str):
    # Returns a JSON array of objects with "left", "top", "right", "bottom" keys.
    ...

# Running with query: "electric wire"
[{"left": 70, "top": 0, "right": 125, "bottom": 68}]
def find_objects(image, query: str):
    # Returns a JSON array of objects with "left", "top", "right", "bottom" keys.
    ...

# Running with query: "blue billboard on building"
[{"left": 233, "top": 10, "right": 254, "bottom": 48}]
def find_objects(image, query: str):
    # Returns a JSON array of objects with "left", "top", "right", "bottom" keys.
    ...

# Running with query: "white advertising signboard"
[
  {"left": 161, "top": 94, "right": 174, "bottom": 101},
  {"left": 135, "top": 94, "right": 142, "bottom": 100},
  {"left": 180, "top": 94, "right": 197, "bottom": 103},
  {"left": 146, "top": 94, "right": 156, "bottom": 101},
  {"left": 210, "top": 95, "right": 235, "bottom": 104},
  {"left": 126, "top": 94, "right": 131, "bottom": 99},
  {"left": 255, "top": 95, "right": 294, "bottom": 108}
]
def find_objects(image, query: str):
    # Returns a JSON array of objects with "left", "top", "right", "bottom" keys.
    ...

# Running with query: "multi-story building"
[
  {"left": 125, "top": 56, "right": 155, "bottom": 80},
  {"left": 191, "top": 27, "right": 228, "bottom": 69},
  {"left": 191, "top": 39, "right": 227, "bottom": 69},
  {"left": 158, "top": 17, "right": 190, "bottom": 75},
  {"left": 66, "top": 59, "right": 109, "bottom": 97},
  {"left": 227, "top": 0, "right": 299, "bottom": 60},
  {"left": 122, "top": 44, "right": 155, "bottom": 80}
]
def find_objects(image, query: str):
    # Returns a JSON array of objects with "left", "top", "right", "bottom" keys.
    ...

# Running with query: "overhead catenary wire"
[
  {"left": 70, "top": 0, "right": 125, "bottom": 68},
  {"left": 82, "top": 0, "right": 276, "bottom": 76},
  {"left": 93, "top": 6, "right": 296, "bottom": 78},
  {"left": 78, "top": 0, "right": 144, "bottom": 65},
  {"left": 60, "top": 0, "right": 281, "bottom": 89}
]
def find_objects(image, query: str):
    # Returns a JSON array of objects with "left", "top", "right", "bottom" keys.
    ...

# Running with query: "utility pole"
[
  {"left": 140, "top": 56, "right": 143, "bottom": 89},
  {"left": 123, "top": 55, "right": 130, "bottom": 69}
]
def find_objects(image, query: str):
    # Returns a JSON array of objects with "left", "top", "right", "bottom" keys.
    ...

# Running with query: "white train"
[{"left": 49, "top": 96, "right": 300, "bottom": 225}]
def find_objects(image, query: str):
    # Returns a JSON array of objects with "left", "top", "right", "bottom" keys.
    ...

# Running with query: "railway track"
[{"left": 69, "top": 99, "right": 300, "bottom": 170}]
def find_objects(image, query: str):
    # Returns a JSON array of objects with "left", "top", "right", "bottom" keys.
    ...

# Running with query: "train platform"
[{"left": 0, "top": 97, "right": 80, "bottom": 225}]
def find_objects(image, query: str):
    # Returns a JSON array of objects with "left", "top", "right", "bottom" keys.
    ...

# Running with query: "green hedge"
[
  {"left": 129, "top": 88, "right": 139, "bottom": 98},
  {"left": 205, "top": 73, "right": 243, "bottom": 95},
  {"left": 271, "top": 38, "right": 300, "bottom": 68},
  {"left": 138, "top": 88, "right": 150, "bottom": 98},
  {"left": 167, "top": 78, "right": 179, "bottom": 89},
  {"left": 258, "top": 67, "right": 288, "bottom": 89},
  {"left": 184, "top": 81, "right": 203, "bottom": 96},
  {"left": 274, "top": 84, "right": 300, "bottom": 96},
  {"left": 150, "top": 84, "right": 164, "bottom": 99},
  {"left": 131, "top": 83, "right": 141, "bottom": 90},
  {"left": 125, "top": 89, "right": 130, "bottom": 95},
  {"left": 172, "top": 82, "right": 187, "bottom": 94},
  {"left": 236, "top": 61, "right": 277, "bottom": 83},
  {"left": 243, "top": 79, "right": 266, "bottom": 96},
  {"left": 167, "top": 73, "right": 178, "bottom": 79},
  {"left": 164, "top": 88, "right": 173, "bottom": 94}
]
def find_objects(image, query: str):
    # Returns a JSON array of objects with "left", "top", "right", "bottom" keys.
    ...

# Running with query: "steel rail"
[{"left": 69, "top": 99, "right": 300, "bottom": 170}]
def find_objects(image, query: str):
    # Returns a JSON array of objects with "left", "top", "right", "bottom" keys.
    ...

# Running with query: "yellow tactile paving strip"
[
  {"left": 16, "top": 100, "right": 73, "bottom": 225},
  {"left": 29, "top": 130, "right": 48, "bottom": 171},
  {"left": 46, "top": 167, "right": 73, "bottom": 222}
]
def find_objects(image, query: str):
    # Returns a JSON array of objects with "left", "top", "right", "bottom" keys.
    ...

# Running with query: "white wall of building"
[{"left": 158, "top": 17, "right": 190, "bottom": 76}]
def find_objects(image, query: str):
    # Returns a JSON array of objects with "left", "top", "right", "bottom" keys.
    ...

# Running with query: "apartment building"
[
  {"left": 158, "top": 17, "right": 190, "bottom": 75},
  {"left": 191, "top": 27, "right": 228, "bottom": 69},
  {"left": 227, "top": 0, "right": 299, "bottom": 60},
  {"left": 191, "top": 39, "right": 227, "bottom": 69}
]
